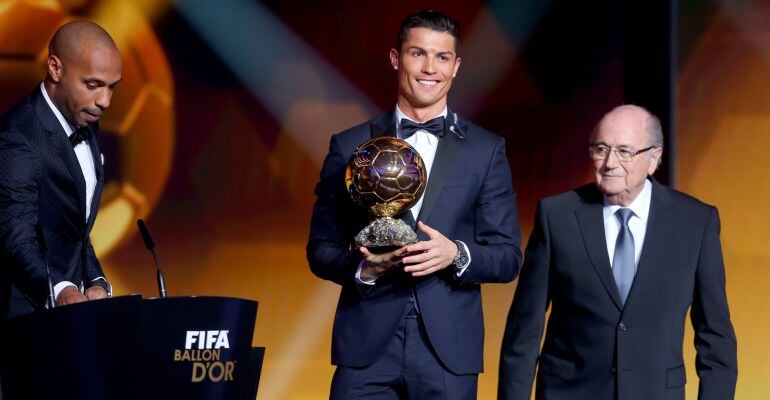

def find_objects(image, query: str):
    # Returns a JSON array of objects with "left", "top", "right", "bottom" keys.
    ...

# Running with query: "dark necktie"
[
  {"left": 69, "top": 126, "right": 90, "bottom": 147},
  {"left": 399, "top": 116, "right": 445, "bottom": 139},
  {"left": 612, "top": 208, "right": 636, "bottom": 305}
]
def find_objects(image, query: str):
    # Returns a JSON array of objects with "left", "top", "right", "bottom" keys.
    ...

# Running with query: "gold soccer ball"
[{"left": 345, "top": 137, "right": 426, "bottom": 218}]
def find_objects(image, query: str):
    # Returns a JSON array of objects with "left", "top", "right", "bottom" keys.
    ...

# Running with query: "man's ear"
[
  {"left": 47, "top": 55, "right": 63, "bottom": 83},
  {"left": 453, "top": 57, "right": 461, "bottom": 78},
  {"left": 648, "top": 147, "right": 663, "bottom": 175},
  {"left": 389, "top": 48, "right": 399, "bottom": 70}
]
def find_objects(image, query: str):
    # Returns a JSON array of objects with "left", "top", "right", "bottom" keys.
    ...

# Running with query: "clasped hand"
[
  {"left": 56, "top": 285, "right": 108, "bottom": 306},
  {"left": 359, "top": 221, "right": 459, "bottom": 280}
]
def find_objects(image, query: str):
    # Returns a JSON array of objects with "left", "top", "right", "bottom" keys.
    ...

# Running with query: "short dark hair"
[{"left": 396, "top": 10, "right": 460, "bottom": 53}]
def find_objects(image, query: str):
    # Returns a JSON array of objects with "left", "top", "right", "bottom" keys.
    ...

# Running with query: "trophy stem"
[{"left": 354, "top": 216, "right": 418, "bottom": 251}]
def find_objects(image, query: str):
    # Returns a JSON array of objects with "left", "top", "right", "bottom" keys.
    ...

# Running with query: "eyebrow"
[
  {"left": 406, "top": 46, "right": 455, "bottom": 57},
  {"left": 592, "top": 141, "right": 637, "bottom": 150},
  {"left": 85, "top": 78, "right": 123, "bottom": 86}
]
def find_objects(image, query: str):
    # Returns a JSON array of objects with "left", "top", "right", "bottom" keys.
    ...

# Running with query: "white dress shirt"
[
  {"left": 40, "top": 83, "right": 104, "bottom": 300},
  {"left": 603, "top": 179, "right": 652, "bottom": 268},
  {"left": 395, "top": 105, "right": 444, "bottom": 220},
  {"left": 356, "top": 106, "right": 470, "bottom": 284}
]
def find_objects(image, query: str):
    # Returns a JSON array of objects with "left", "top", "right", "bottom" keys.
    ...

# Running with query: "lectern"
[{"left": 1, "top": 296, "right": 263, "bottom": 400}]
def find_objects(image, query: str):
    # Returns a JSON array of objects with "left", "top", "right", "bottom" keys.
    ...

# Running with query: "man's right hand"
[
  {"left": 56, "top": 285, "right": 88, "bottom": 306},
  {"left": 359, "top": 246, "right": 409, "bottom": 281}
]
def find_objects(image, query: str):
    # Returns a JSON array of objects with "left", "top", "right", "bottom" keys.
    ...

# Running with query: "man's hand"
[
  {"left": 85, "top": 285, "right": 108, "bottom": 300},
  {"left": 402, "top": 221, "right": 459, "bottom": 277},
  {"left": 359, "top": 246, "right": 409, "bottom": 281},
  {"left": 56, "top": 285, "right": 88, "bottom": 306}
]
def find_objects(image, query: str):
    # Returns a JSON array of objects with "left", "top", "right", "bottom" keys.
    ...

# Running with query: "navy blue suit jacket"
[
  {"left": 0, "top": 88, "right": 107, "bottom": 317},
  {"left": 498, "top": 180, "right": 737, "bottom": 400},
  {"left": 307, "top": 110, "right": 522, "bottom": 375}
]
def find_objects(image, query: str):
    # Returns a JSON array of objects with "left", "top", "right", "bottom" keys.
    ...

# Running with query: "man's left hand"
[
  {"left": 85, "top": 286, "right": 108, "bottom": 300},
  {"left": 402, "top": 221, "right": 459, "bottom": 277}
]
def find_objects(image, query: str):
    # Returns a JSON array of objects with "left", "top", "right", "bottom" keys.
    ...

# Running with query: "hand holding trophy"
[{"left": 346, "top": 137, "right": 426, "bottom": 252}]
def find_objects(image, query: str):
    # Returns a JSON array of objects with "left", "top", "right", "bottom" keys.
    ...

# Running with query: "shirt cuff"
[
  {"left": 355, "top": 260, "right": 377, "bottom": 285},
  {"left": 454, "top": 240, "right": 472, "bottom": 277},
  {"left": 53, "top": 281, "right": 78, "bottom": 301}
]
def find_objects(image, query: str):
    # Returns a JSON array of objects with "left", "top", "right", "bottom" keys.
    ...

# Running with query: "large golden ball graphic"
[{"left": 0, "top": 0, "right": 175, "bottom": 257}]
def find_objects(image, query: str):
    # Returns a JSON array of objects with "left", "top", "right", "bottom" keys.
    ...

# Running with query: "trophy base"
[
  {"left": 364, "top": 245, "right": 402, "bottom": 255},
  {"left": 354, "top": 217, "right": 417, "bottom": 249}
]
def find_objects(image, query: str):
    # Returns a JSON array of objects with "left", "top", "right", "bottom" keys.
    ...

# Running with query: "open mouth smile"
[{"left": 417, "top": 79, "right": 439, "bottom": 87}]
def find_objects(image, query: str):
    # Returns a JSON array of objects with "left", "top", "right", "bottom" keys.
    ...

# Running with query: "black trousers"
[{"left": 330, "top": 312, "right": 477, "bottom": 400}]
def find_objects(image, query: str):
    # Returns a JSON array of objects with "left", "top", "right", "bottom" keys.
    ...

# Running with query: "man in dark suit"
[
  {"left": 308, "top": 10, "right": 522, "bottom": 399},
  {"left": 0, "top": 21, "right": 122, "bottom": 317},
  {"left": 498, "top": 105, "right": 737, "bottom": 400}
]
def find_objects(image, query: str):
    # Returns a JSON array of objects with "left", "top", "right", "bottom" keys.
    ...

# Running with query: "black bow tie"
[
  {"left": 69, "top": 126, "right": 90, "bottom": 147},
  {"left": 399, "top": 116, "right": 445, "bottom": 139}
]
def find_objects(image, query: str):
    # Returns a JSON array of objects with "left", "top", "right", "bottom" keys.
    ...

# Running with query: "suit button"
[
  {"left": 611, "top": 367, "right": 617, "bottom": 374},
  {"left": 618, "top": 322, "right": 628, "bottom": 332}
]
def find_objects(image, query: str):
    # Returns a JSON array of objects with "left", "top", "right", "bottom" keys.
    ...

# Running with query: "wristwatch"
[{"left": 452, "top": 240, "right": 470, "bottom": 268}]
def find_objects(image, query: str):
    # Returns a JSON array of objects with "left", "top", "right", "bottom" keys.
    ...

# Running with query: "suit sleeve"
[
  {"left": 692, "top": 207, "right": 738, "bottom": 400},
  {"left": 498, "top": 200, "right": 551, "bottom": 400},
  {"left": 0, "top": 130, "right": 65, "bottom": 304},
  {"left": 306, "top": 134, "right": 363, "bottom": 287},
  {"left": 86, "top": 127, "right": 109, "bottom": 288},
  {"left": 85, "top": 238, "right": 108, "bottom": 286},
  {"left": 458, "top": 137, "right": 523, "bottom": 285}
]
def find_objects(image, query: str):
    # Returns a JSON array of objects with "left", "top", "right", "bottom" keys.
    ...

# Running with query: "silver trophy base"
[{"left": 354, "top": 217, "right": 417, "bottom": 250}]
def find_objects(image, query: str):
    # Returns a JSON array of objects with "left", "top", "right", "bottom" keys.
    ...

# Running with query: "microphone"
[
  {"left": 36, "top": 225, "right": 56, "bottom": 309},
  {"left": 137, "top": 219, "right": 168, "bottom": 298},
  {"left": 449, "top": 112, "right": 466, "bottom": 139}
]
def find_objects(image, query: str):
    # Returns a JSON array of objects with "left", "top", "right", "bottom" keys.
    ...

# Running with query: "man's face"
[
  {"left": 390, "top": 27, "right": 461, "bottom": 111},
  {"left": 592, "top": 111, "right": 661, "bottom": 203},
  {"left": 52, "top": 45, "right": 122, "bottom": 127}
]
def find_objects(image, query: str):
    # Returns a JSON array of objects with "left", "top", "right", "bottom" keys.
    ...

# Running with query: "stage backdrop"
[
  {"left": 676, "top": 1, "right": 770, "bottom": 398},
  {"left": 0, "top": 0, "right": 767, "bottom": 399}
]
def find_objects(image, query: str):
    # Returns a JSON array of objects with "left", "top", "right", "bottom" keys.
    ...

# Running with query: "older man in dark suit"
[
  {"left": 308, "top": 10, "right": 522, "bottom": 400},
  {"left": 0, "top": 21, "right": 122, "bottom": 317},
  {"left": 498, "top": 105, "right": 737, "bottom": 400}
]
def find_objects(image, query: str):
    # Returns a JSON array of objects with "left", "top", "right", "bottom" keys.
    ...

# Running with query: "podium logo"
[
  {"left": 173, "top": 330, "right": 237, "bottom": 383},
  {"left": 185, "top": 330, "right": 230, "bottom": 349}
]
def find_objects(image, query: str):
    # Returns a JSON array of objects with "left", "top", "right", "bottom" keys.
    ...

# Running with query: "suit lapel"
[
  {"left": 86, "top": 123, "right": 103, "bottom": 181},
  {"left": 623, "top": 180, "right": 675, "bottom": 309},
  {"left": 416, "top": 110, "right": 465, "bottom": 224},
  {"left": 369, "top": 112, "right": 396, "bottom": 139},
  {"left": 33, "top": 91, "right": 87, "bottom": 221},
  {"left": 85, "top": 123, "right": 103, "bottom": 229},
  {"left": 575, "top": 185, "right": 623, "bottom": 310}
]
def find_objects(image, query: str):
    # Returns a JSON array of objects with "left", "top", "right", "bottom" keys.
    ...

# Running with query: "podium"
[{"left": 1, "top": 296, "right": 264, "bottom": 400}]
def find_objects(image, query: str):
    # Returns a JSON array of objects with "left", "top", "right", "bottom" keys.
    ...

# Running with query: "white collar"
[
  {"left": 603, "top": 179, "right": 653, "bottom": 222},
  {"left": 395, "top": 105, "right": 448, "bottom": 127},
  {"left": 39, "top": 82, "right": 76, "bottom": 137}
]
